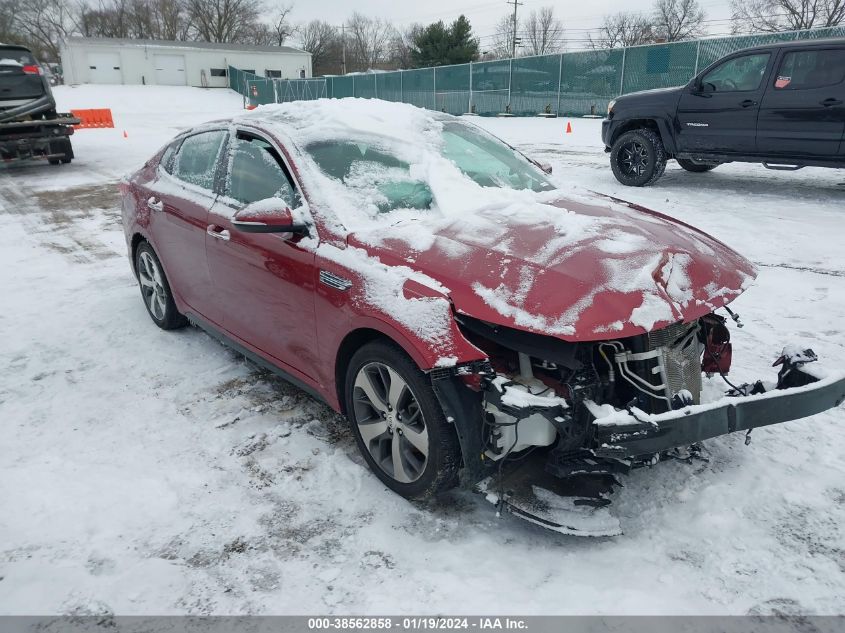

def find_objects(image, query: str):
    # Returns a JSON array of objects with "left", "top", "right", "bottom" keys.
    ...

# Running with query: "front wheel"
[
  {"left": 610, "top": 128, "right": 667, "bottom": 186},
  {"left": 345, "top": 341, "right": 461, "bottom": 499},
  {"left": 677, "top": 158, "right": 720, "bottom": 173}
]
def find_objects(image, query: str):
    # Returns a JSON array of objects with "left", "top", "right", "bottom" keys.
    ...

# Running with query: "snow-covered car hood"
[{"left": 348, "top": 193, "right": 757, "bottom": 341}]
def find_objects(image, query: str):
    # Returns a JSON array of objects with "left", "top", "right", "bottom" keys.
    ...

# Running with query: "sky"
[{"left": 284, "top": 0, "right": 735, "bottom": 52}]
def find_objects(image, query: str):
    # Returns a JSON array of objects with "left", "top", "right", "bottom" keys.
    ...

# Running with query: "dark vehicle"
[
  {"left": 0, "top": 44, "right": 76, "bottom": 164},
  {"left": 602, "top": 38, "right": 845, "bottom": 186}
]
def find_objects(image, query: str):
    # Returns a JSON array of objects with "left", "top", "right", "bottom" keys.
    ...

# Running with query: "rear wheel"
[
  {"left": 345, "top": 341, "right": 461, "bottom": 499},
  {"left": 134, "top": 241, "right": 187, "bottom": 330},
  {"left": 677, "top": 158, "right": 720, "bottom": 173},
  {"left": 610, "top": 128, "right": 667, "bottom": 187}
]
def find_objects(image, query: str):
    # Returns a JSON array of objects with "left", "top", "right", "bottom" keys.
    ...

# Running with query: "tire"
[
  {"left": 134, "top": 241, "right": 187, "bottom": 330},
  {"left": 60, "top": 157, "right": 72, "bottom": 164},
  {"left": 48, "top": 158, "right": 60, "bottom": 165},
  {"left": 610, "top": 128, "right": 667, "bottom": 187},
  {"left": 677, "top": 158, "right": 719, "bottom": 173},
  {"left": 344, "top": 340, "right": 461, "bottom": 500}
]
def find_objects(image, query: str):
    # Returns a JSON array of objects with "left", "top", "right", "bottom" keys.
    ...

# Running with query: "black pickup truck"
[
  {"left": 0, "top": 44, "right": 76, "bottom": 165},
  {"left": 602, "top": 38, "right": 845, "bottom": 186}
]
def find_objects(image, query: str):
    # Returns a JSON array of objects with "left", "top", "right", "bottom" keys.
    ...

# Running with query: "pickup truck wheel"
[
  {"left": 610, "top": 128, "right": 667, "bottom": 186},
  {"left": 345, "top": 341, "right": 461, "bottom": 500},
  {"left": 677, "top": 158, "right": 719, "bottom": 173}
]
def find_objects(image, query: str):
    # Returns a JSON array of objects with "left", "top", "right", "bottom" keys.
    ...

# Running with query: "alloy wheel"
[
  {"left": 618, "top": 140, "right": 649, "bottom": 177},
  {"left": 352, "top": 361, "right": 429, "bottom": 484},
  {"left": 138, "top": 251, "right": 168, "bottom": 321}
]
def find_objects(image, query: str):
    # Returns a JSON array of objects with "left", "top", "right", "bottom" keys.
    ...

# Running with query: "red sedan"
[{"left": 121, "top": 100, "right": 844, "bottom": 534}]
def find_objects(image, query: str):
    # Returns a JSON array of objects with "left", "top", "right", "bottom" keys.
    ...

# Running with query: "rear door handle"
[
  {"left": 147, "top": 196, "right": 163, "bottom": 212},
  {"left": 740, "top": 99, "right": 758, "bottom": 108},
  {"left": 820, "top": 98, "right": 843, "bottom": 107},
  {"left": 206, "top": 225, "right": 230, "bottom": 241}
]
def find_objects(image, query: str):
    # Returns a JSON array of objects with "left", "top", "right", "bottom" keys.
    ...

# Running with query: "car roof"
[{"left": 734, "top": 36, "right": 845, "bottom": 55}]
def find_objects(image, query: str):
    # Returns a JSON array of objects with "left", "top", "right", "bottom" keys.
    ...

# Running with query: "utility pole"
[
  {"left": 507, "top": 0, "right": 523, "bottom": 59},
  {"left": 341, "top": 24, "right": 347, "bottom": 75}
]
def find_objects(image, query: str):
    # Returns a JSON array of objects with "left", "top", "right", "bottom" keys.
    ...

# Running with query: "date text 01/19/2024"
[{"left": 307, "top": 617, "right": 529, "bottom": 630}]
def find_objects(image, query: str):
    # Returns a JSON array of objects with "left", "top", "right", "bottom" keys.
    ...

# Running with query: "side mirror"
[
  {"left": 232, "top": 200, "right": 308, "bottom": 235},
  {"left": 539, "top": 162, "right": 553, "bottom": 175},
  {"left": 693, "top": 80, "right": 715, "bottom": 95}
]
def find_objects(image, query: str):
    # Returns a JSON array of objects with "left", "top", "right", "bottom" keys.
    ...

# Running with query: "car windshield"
[
  {"left": 303, "top": 121, "right": 554, "bottom": 214},
  {"left": 440, "top": 121, "right": 554, "bottom": 192}
]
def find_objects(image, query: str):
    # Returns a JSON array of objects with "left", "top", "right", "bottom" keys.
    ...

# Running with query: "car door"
[
  {"left": 144, "top": 129, "right": 227, "bottom": 319},
  {"left": 757, "top": 47, "right": 845, "bottom": 157},
  {"left": 205, "top": 129, "right": 320, "bottom": 380},
  {"left": 676, "top": 51, "right": 773, "bottom": 154}
]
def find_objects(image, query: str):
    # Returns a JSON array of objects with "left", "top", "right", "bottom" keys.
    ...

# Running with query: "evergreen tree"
[{"left": 411, "top": 14, "right": 479, "bottom": 67}]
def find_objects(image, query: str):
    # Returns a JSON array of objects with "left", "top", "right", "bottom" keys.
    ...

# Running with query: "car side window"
[
  {"left": 226, "top": 134, "right": 300, "bottom": 207},
  {"left": 171, "top": 130, "right": 227, "bottom": 190},
  {"left": 701, "top": 53, "right": 770, "bottom": 92},
  {"left": 774, "top": 49, "right": 845, "bottom": 90},
  {"left": 159, "top": 140, "right": 180, "bottom": 174}
]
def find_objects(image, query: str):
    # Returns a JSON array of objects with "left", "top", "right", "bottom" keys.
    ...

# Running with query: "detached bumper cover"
[{"left": 591, "top": 373, "right": 845, "bottom": 459}]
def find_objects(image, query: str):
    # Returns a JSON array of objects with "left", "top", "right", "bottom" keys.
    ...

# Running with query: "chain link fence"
[{"left": 230, "top": 26, "right": 845, "bottom": 116}]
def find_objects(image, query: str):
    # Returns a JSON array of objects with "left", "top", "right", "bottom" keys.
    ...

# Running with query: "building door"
[
  {"left": 154, "top": 54, "right": 186, "bottom": 86},
  {"left": 86, "top": 52, "right": 122, "bottom": 84}
]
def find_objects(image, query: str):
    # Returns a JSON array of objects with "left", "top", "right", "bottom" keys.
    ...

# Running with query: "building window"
[
  {"left": 210, "top": 68, "right": 227, "bottom": 77},
  {"left": 242, "top": 69, "right": 256, "bottom": 75},
  {"left": 265, "top": 69, "right": 282, "bottom": 78}
]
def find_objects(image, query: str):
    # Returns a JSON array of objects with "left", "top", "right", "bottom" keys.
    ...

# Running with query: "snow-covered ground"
[{"left": 1, "top": 86, "right": 844, "bottom": 616}]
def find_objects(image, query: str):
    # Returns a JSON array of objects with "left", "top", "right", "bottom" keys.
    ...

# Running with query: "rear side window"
[
  {"left": 226, "top": 135, "right": 300, "bottom": 207},
  {"left": 701, "top": 53, "right": 770, "bottom": 92},
  {"left": 774, "top": 49, "right": 845, "bottom": 90},
  {"left": 172, "top": 130, "right": 227, "bottom": 191}
]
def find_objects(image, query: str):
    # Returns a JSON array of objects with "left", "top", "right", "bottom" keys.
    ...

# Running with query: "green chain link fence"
[{"left": 230, "top": 26, "right": 845, "bottom": 116}]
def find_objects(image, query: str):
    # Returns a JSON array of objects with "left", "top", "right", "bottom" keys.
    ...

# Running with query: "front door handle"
[
  {"left": 820, "top": 98, "right": 843, "bottom": 107},
  {"left": 206, "top": 225, "right": 231, "bottom": 241},
  {"left": 740, "top": 99, "right": 758, "bottom": 108},
  {"left": 147, "top": 196, "right": 163, "bottom": 212}
]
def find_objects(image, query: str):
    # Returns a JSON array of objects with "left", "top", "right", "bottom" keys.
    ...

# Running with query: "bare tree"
[
  {"left": 297, "top": 19, "right": 340, "bottom": 74},
  {"left": 730, "top": 0, "right": 845, "bottom": 32},
  {"left": 345, "top": 12, "right": 395, "bottom": 71},
  {"left": 589, "top": 12, "right": 654, "bottom": 49},
  {"left": 389, "top": 23, "right": 421, "bottom": 68},
  {"left": 491, "top": 13, "right": 518, "bottom": 58},
  {"left": 0, "top": 0, "right": 21, "bottom": 44},
  {"left": 269, "top": 3, "right": 293, "bottom": 46},
  {"left": 183, "top": 0, "right": 262, "bottom": 43},
  {"left": 524, "top": 6, "right": 564, "bottom": 55},
  {"left": 13, "top": 0, "right": 76, "bottom": 60},
  {"left": 652, "top": 0, "right": 706, "bottom": 41},
  {"left": 149, "top": 0, "right": 190, "bottom": 40}
]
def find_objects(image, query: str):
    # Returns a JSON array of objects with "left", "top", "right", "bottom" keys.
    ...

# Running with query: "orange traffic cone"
[
  {"left": 123, "top": 130, "right": 128, "bottom": 138},
  {"left": 565, "top": 121, "right": 573, "bottom": 134}
]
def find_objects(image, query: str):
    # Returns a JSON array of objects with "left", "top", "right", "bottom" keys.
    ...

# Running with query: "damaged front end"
[{"left": 430, "top": 312, "right": 845, "bottom": 536}]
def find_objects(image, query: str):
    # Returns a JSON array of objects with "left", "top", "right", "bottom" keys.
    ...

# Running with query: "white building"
[{"left": 61, "top": 37, "right": 312, "bottom": 87}]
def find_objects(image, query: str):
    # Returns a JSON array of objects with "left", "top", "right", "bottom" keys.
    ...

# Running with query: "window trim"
[
  {"left": 221, "top": 126, "right": 304, "bottom": 211},
  {"left": 698, "top": 51, "right": 772, "bottom": 94},
  {"left": 772, "top": 47, "right": 845, "bottom": 91}
]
